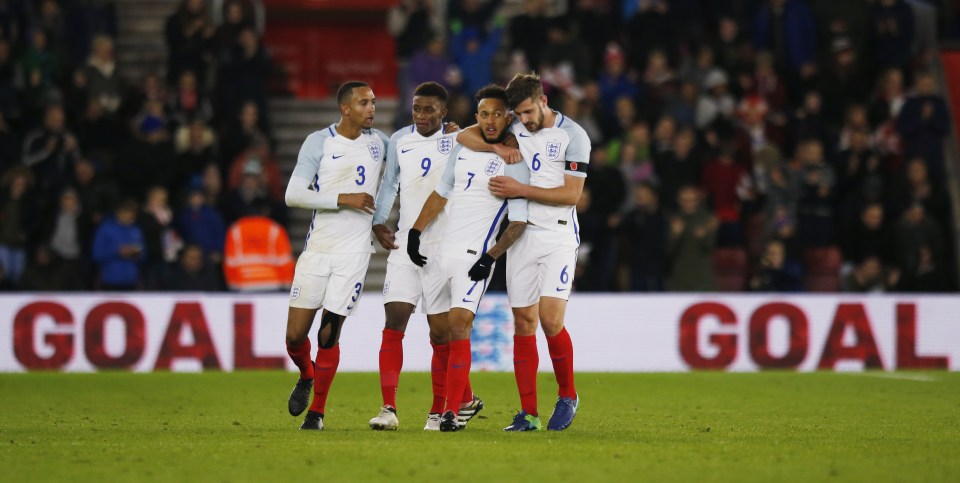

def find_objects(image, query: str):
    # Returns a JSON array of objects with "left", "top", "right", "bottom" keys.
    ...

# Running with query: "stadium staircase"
[
  {"left": 115, "top": 0, "right": 399, "bottom": 291},
  {"left": 115, "top": 0, "right": 177, "bottom": 84}
]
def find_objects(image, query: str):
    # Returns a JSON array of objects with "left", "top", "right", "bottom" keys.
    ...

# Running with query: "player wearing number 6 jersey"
[
  {"left": 409, "top": 85, "right": 529, "bottom": 432},
  {"left": 282, "top": 81, "right": 389, "bottom": 431},
  {"left": 367, "top": 82, "right": 482, "bottom": 432},
  {"left": 457, "top": 73, "right": 591, "bottom": 431}
]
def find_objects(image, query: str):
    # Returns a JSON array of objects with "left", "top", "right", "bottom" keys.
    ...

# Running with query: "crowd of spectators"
[
  {"left": 0, "top": 0, "right": 278, "bottom": 291},
  {"left": 391, "top": 0, "right": 957, "bottom": 293},
  {"left": 1, "top": 0, "right": 957, "bottom": 293}
]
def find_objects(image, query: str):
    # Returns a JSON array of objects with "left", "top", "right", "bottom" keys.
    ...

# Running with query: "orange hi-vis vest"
[{"left": 224, "top": 216, "right": 294, "bottom": 291}]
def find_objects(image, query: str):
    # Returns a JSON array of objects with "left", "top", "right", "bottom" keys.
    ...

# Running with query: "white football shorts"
[
  {"left": 382, "top": 243, "right": 449, "bottom": 314},
  {"left": 506, "top": 225, "right": 579, "bottom": 307},
  {"left": 289, "top": 251, "right": 371, "bottom": 315}
]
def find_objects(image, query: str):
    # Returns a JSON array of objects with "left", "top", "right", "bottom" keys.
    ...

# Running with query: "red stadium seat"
[
  {"left": 713, "top": 248, "right": 748, "bottom": 292},
  {"left": 803, "top": 246, "right": 842, "bottom": 292}
]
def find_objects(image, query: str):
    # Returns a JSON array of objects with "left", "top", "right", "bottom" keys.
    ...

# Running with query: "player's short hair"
[
  {"left": 505, "top": 73, "right": 544, "bottom": 109},
  {"left": 474, "top": 84, "right": 508, "bottom": 106},
  {"left": 337, "top": 81, "right": 369, "bottom": 106},
  {"left": 413, "top": 82, "right": 448, "bottom": 103}
]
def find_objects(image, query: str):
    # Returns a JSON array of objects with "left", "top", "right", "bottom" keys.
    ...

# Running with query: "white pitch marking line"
[{"left": 840, "top": 373, "right": 938, "bottom": 382}]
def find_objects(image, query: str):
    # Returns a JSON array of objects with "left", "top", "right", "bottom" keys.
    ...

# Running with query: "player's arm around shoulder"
[
  {"left": 285, "top": 130, "right": 339, "bottom": 210},
  {"left": 455, "top": 124, "right": 522, "bottom": 164}
]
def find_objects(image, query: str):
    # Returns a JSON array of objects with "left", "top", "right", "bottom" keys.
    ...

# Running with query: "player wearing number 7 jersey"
[
  {"left": 409, "top": 84, "right": 530, "bottom": 432},
  {"left": 456, "top": 73, "right": 591, "bottom": 431},
  {"left": 282, "top": 81, "right": 389, "bottom": 431}
]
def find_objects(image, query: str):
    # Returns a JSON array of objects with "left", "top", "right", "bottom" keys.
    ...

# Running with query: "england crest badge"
[
  {"left": 368, "top": 143, "right": 382, "bottom": 161},
  {"left": 546, "top": 142, "right": 562, "bottom": 160},
  {"left": 485, "top": 158, "right": 502, "bottom": 175},
  {"left": 438, "top": 137, "right": 452, "bottom": 154}
]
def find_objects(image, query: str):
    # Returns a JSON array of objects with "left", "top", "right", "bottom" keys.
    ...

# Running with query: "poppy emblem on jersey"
[
  {"left": 290, "top": 284, "right": 301, "bottom": 300},
  {"left": 569, "top": 162, "right": 578, "bottom": 172},
  {"left": 438, "top": 137, "right": 452, "bottom": 154},
  {"left": 485, "top": 159, "right": 502, "bottom": 175},
  {"left": 368, "top": 143, "right": 382, "bottom": 161},
  {"left": 546, "top": 142, "right": 562, "bottom": 160}
]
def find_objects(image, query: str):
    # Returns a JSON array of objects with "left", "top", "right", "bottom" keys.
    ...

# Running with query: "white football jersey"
[
  {"left": 435, "top": 145, "right": 528, "bottom": 261},
  {"left": 374, "top": 125, "right": 458, "bottom": 266},
  {"left": 291, "top": 124, "right": 388, "bottom": 254},
  {"left": 511, "top": 112, "right": 591, "bottom": 243}
]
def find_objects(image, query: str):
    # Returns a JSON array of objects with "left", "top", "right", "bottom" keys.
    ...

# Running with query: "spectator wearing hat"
[
  {"left": 175, "top": 186, "right": 226, "bottom": 266},
  {"left": 117, "top": 110, "right": 176, "bottom": 199},
  {"left": 226, "top": 144, "right": 284, "bottom": 202},
  {"left": 92, "top": 200, "right": 146, "bottom": 290},
  {"left": 818, "top": 37, "right": 868, "bottom": 126},
  {"left": 695, "top": 69, "right": 735, "bottom": 130}
]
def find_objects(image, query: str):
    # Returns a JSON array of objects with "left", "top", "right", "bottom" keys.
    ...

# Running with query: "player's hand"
[
  {"left": 406, "top": 229, "right": 427, "bottom": 266},
  {"left": 468, "top": 253, "right": 494, "bottom": 281},
  {"left": 373, "top": 224, "right": 398, "bottom": 250},
  {"left": 443, "top": 121, "right": 460, "bottom": 133},
  {"left": 493, "top": 143, "right": 522, "bottom": 164},
  {"left": 338, "top": 193, "right": 375, "bottom": 213},
  {"left": 489, "top": 175, "right": 526, "bottom": 199}
]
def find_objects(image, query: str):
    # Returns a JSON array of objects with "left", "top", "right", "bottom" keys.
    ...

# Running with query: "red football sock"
[
  {"left": 513, "top": 335, "right": 539, "bottom": 416},
  {"left": 443, "top": 340, "right": 471, "bottom": 414},
  {"left": 547, "top": 327, "right": 576, "bottom": 399},
  {"left": 461, "top": 376, "right": 474, "bottom": 405},
  {"left": 286, "top": 338, "right": 314, "bottom": 380},
  {"left": 308, "top": 344, "right": 340, "bottom": 415},
  {"left": 430, "top": 342, "right": 450, "bottom": 413},
  {"left": 378, "top": 329, "right": 404, "bottom": 409}
]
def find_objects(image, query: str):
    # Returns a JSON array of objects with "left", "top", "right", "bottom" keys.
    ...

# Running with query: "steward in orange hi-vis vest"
[{"left": 224, "top": 216, "right": 294, "bottom": 291}]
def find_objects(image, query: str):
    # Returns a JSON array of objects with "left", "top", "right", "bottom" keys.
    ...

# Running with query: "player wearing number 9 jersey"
[
  {"left": 456, "top": 73, "right": 591, "bottom": 432},
  {"left": 281, "top": 81, "right": 389, "bottom": 431},
  {"left": 367, "top": 82, "right": 481, "bottom": 432}
]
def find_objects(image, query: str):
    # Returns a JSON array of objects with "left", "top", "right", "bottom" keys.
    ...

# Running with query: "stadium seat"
[
  {"left": 713, "top": 248, "right": 748, "bottom": 292},
  {"left": 803, "top": 246, "right": 842, "bottom": 292}
]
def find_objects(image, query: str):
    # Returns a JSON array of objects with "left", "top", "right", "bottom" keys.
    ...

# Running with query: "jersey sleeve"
[
  {"left": 373, "top": 130, "right": 404, "bottom": 225},
  {"left": 291, "top": 130, "right": 329, "bottom": 179},
  {"left": 286, "top": 130, "right": 339, "bottom": 210},
  {"left": 504, "top": 162, "right": 529, "bottom": 222},
  {"left": 562, "top": 121, "right": 592, "bottom": 178},
  {"left": 373, "top": 129, "right": 390, "bottom": 159},
  {"left": 435, "top": 145, "right": 462, "bottom": 199}
]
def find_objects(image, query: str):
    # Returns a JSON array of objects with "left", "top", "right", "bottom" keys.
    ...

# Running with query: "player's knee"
[
  {"left": 285, "top": 327, "right": 308, "bottom": 347},
  {"left": 540, "top": 318, "right": 564, "bottom": 337},
  {"left": 384, "top": 318, "right": 408, "bottom": 332},
  {"left": 318, "top": 311, "right": 343, "bottom": 349},
  {"left": 450, "top": 324, "right": 472, "bottom": 341},
  {"left": 428, "top": 327, "right": 448, "bottom": 345},
  {"left": 513, "top": 312, "right": 538, "bottom": 336}
]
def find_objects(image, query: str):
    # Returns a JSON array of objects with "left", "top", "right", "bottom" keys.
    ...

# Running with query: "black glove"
[
  {"left": 468, "top": 253, "right": 495, "bottom": 281},
  {"left": 406, "top": 229, "right": 427, "bottom": 267}
]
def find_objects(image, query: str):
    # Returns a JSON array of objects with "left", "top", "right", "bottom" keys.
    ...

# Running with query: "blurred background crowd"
[{"left": 0, "top": 0, "right": 958, "bottom": 294}]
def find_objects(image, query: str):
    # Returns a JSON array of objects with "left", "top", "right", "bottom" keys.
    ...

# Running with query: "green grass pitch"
[{"left": 1, "top": 371, "right": 958, "bottom": 482}]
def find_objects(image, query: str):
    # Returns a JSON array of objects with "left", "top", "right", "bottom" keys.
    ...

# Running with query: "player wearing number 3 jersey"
[
  {"left": 281, "top": 81, "right": 389, "bottom": 431},
  {"left": 457, "top": 73, "right": 591, "bottom": 432}
]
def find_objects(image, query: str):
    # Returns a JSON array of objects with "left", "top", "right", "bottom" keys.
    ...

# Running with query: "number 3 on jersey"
[{"left": 355, "top": 165, "right": 366, "bottom": 185}]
